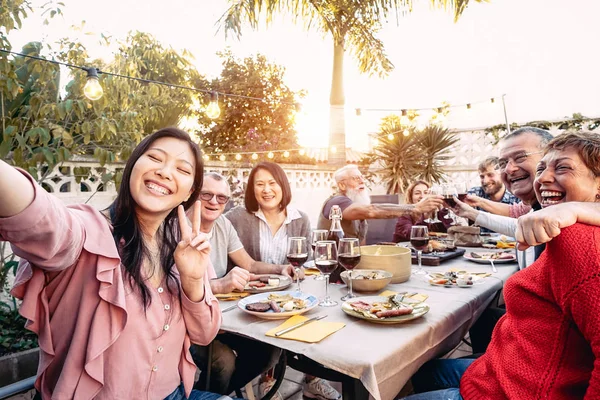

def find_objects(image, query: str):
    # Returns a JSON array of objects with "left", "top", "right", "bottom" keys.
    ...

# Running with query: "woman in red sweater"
[{"left": 404, "top": 131, "right": 600, "bottom": 399}]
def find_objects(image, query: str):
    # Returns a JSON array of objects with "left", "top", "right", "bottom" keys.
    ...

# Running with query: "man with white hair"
[{"left": 317, "top": 165, "right": 443, "bottom": 244}]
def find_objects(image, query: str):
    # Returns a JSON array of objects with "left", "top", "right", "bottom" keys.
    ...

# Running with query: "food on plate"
[
  {"left": 245, "top": 302, "right": 271, "bottom": 312},
  {"left": 470, "top": 252, "right": 514, "bottom": 260},
  {"left": 347, "top": 295, "right": 421, "bottom": 320},
  {"left": 268, "top": 278, "right": 280, "bottom": 286},
  {"left": 429, "top": 271, "right": 475, "bottom": 286},
  {"left": 428, "top": 232, "right": 448, "bottom": 238},
  {"left": 247, "top": 281, "right": 266, "bottom": 289},
  {"left": 353, "top": 271, "right": 387, "bottom": 280},
  {"left": 245, "top": 293, "right": 308, "bottom": 313},
  {"left": 245, "top": 275, "right": 284, "bottom": 290}
]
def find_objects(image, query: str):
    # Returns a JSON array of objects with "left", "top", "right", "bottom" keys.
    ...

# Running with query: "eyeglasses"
[
  {"left": 342, "top": 175, "right": 364, "bottom": 183},
  {"left": 497, "top": 150, "right": 543, "bottom": 170},
  {"left": 199, "top": 191, "right": 230, "bottom": 204}
]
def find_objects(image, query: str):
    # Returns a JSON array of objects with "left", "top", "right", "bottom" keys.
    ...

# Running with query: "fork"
[{"left": 490, "top": 259, "right": 498, "bottom": 274}]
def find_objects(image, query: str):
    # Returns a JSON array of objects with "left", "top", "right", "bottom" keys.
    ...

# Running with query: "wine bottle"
[{"left": 327, "top": 205, "right": 344, "bottom": 283}]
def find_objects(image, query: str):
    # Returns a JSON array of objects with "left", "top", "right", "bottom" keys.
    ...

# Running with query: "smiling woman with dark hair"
[{"left": 0, "top": 127, "right": 228, "bottom": 400}]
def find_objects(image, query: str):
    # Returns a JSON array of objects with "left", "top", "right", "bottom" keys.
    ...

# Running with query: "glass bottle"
[{"left": 326, "top": 205, "right": 344, "bottom": 283}]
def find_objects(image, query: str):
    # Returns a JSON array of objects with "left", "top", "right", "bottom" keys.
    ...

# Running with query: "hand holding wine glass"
[
  {"left": 314, "top": 241, "right": 338, "bottom": 307},
  {"left": 287, "top": 237, "right": 308, "bottom": 293},
  {"left": 410, "top": 226, "right": 429, "bottom": 275},
  {"left": 339, "top": 238, "right": 361, "bottom": 301}
]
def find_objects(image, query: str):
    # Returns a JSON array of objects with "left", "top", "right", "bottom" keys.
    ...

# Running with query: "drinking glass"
[
  {"left": 287, "top": 237, "right": 308, "bottom": 293},
  {"left": 442, "top": 183, "right": 459, "bottom": 225},
  {"left": 338, "top": 238, "right": 361, "bottom": 301},
  {"left": 314, "top": 241, "right": 339, "bottom": 307},
  {"left": 410, "top": 226, "right": 430, "bottom": 275},
  {"left": 423, "top": 185, "right": 443, "bottom": 225},
  {"left": 310, "top": 229, "right": 328, "bottom": 280}
]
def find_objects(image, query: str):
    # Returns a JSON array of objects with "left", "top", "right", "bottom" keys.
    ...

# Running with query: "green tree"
[
  {"left": 219, "top": 0, "right": 481, "bottom": 165},
  {"left": 197, "top": 50, "right": 313, "bottom": 164},
  {"left": 364, "top": 115, "right": 459, "bottom": 194}
]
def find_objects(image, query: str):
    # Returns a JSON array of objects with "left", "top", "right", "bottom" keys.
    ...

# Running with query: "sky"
[{"left": 7, "top": 0, "right": 600, "bottom": 151}]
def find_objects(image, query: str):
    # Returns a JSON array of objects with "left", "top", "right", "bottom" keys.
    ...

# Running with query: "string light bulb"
[
  {"left": 205, "top": 91, "right": 221, "bottom": 119},
  {"left": 251, "top": 153, "right": 258, "bottom": 160},
  {"left": 330, "top": 146, "right": 337, "bottom": 154},
  {"left": 235, "top": 154, "right": 242, "bottom": 161},
  {"left": 403, "top": 129, "right": 410, "bottom": 137},
  {"left": 83, "top": 68, "right": 103, "bottom": 101},
  {"left": 387, "top": 133, "right": 394, "bottom": 140},
  {"left": 267, "top": 151, "right": 274, "bottom": 159},
  {"left": 490, "top": 98, "right": 495, "bottom": 103},
  {"left": 355, "top": 108, "right": 362, "bottom": 116},
  {"left": 219, "top": 155, "right": 226, "bottom": 161},
  {"left": 283, "top": 151, "right": 290, "bottom": 158},
  {"left": 400, "top": 109, "right": 409, "bottom": 125},
  {"left": 299, "top": 149, "right": 305, "bottom": 156},
  {"left": 203, "top": 154, "right": 209, "bottom": 161},
  {"left": 466, "top": 103, "right": 472, "bottom": 110}
]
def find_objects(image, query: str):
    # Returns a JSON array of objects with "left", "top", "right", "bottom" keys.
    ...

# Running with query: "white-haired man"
[{"left": 316, "top": 165, "right": 443, "bottom": 244}]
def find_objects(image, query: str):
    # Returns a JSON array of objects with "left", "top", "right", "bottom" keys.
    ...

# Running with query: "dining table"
[{"left": 217, "top": 247, "right": 519, "bottom": 400}]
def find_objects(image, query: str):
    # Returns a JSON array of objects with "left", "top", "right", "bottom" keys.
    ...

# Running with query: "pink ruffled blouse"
[{"left": 0, "top": 171, "right": 221, "bottom": 400}]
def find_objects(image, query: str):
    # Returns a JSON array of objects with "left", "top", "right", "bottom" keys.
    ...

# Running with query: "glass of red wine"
[
  {"left": 310, "top": 230, "right": 328, "bottom": 281},
  {"left": 339, "top": 238, "right": 361, "bottom": 301},
  {"left": 314, "top": 240, "right": 339, "bottom": 307},
  {"left": 287, "top": 237, "right": 308, "bottom": 293},
  {"left": 410, "top": 226, "right": 430, "bottom": 275},
  {"left": 423, "top": 185, "right": 443, "bottom": 225},
  {"left": 442, "top": 184, "right": 459, "bottom": 225}
]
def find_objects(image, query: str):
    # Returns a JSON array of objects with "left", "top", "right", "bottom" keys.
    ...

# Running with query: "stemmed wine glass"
[
  {"left": 310, "top": 229, "right": 328, "bottom": 281},
  {"left": 339, "top": 238, "right": 361, "bottom": 301},
  {"left": 314, "top": 241, "right": 338, "bottom": 307},
  {"left": 442, "top": 183, "right": 459, "bottom": 225},
  {"left": 423, "top": 185, "right": 443, "bottom": 225},
  {"left": 287, "top": 237, "right": 308, "bottom": 293},
  {"left": 410, "top": 226, "right": 430, "bottom": 275}
]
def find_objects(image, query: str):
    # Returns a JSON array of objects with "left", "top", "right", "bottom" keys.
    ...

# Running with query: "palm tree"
[
  {"left": 366, "top": 116, "right": 459, "bottom": 194},
  {"left": 219, "top": 0, "right": 480, "bottom": 165}
]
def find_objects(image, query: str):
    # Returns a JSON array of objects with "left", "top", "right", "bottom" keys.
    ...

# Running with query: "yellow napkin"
[
  {"left": 304, "top": 269, "right": 321, "bottom": 276},
  {"left": 379, "top": 290, "right": 429, "bottom": 303},
  {"left": 215, "top": 292, "right": 249, "bottom": 301},
  {"left": 266, "top": 315, "right": 345, "bottom": 343}
]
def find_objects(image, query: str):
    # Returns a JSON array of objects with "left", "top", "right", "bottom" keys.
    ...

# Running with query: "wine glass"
[
  {"left": 287, "top": 237, "right": 308, "bottom": 293},
  {"left": 338, "top": 238, "right": 361, "bottom": 301},
  {"left": 442, "top": 183, "right": 458, "bottom": 225},
  {"left": 410, "top": 226, "right": 430, "bottom": 275},
  {"left": 314, "top": 241, "right": 339, "bottom": 307},
  {"left": 310, "top": 229, "right": 328, "bottom": 280},
  {"left": 423, "top": 185, "right": 443, "bottom": 225}
]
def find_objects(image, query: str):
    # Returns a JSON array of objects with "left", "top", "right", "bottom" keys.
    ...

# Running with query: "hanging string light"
[
  {"left": 83, "top": 68, "right": 103, "bottom": 100},
  {"left": 299, "top": 149, "right": 305, "bottom": 156},
  {"left": 203, "top": 155, "right": 209, "bottom": 161},
  {"left": 251, "top": 153, "right": 258, "bottom": 160},
  {"left": 205, "top": 92, "right": 221, "bottom": 119},
  {"left": 403, "top": 129, "right": 410, "bottom": 137},
  {"left": 235, "top": 154, "right": 242, "bottom": 161},
  {"left": 400, "top": 109, "right": 409, "bottom": 126},
  {"left": 387, "top": 133, "right": 394, "bottom": 140},
  {"left": 283, "top": 150, "right": 290, "bottom": 158},
  {"left": 267, "top": 151, "right": 274, "bottom": 159},
  {"left": 219, "top": 154, "right": 226, "bottom": 161}
]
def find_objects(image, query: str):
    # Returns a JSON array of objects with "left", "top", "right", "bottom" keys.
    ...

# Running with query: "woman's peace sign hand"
[{"left": 175, "top": 201, "right": 211, "bottom": 300}]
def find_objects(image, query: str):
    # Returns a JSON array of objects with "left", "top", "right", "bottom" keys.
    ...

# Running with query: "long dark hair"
[{"left": 109, "top": 127, "right": 204, "bottom": 309}]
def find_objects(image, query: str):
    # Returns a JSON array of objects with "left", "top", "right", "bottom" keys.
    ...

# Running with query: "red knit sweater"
[{"left": 461, "top": 223, "right": 600, "bottom": 399}]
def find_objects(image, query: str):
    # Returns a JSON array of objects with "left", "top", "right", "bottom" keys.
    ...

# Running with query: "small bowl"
[{"left": 340, "top": 269, "right": 393, "bottom": 292}]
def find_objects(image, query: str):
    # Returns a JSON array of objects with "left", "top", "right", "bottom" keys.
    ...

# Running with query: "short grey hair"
[
  {"left": 333, "top": 165, "right": 359, "bottom": 184},
  {"left": 203, "top": 172, "right": 230, "bottom": 195},
  {"left": 502, "top": 127, "right": 553, "bottom": 149}
]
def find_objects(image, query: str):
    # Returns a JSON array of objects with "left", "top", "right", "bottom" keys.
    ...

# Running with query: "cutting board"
[{"left": 411, "top": 248, "right": 466, "bottom": 266}]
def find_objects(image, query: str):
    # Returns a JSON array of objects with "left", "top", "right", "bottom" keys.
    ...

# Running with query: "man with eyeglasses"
[
  {"left": 317, "top": 165, "right": 443, "bottom": 246},
  {"left": 190, "top": 172, "right": 293, "bottom": 395}
]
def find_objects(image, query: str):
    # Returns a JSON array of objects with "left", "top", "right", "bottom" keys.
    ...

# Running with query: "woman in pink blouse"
[{"left": 0, "top": 128, "right": 226, "bottom": 400}]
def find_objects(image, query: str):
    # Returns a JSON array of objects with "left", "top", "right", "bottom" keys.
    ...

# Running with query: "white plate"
[
  {"left": 463, "top": 252, "right": 516, "bottom": 264},
  {"left": 238, "top": 291, "right": 318, "bottom": 320},
  {"left": 426, "top": 272, "right": 485, "bottom": 288},
  {"left": 243, "top": 274, "right": 292, "bottom": 293},
  {"left": 341, "top": 296, "right": 429, "bottom": 324}
]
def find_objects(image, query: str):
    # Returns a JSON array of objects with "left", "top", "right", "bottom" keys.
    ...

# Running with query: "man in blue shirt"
[{"left": 468, "top": 156, "right": 519, "bottom": 233}]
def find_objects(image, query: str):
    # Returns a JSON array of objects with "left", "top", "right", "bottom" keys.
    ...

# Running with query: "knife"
[
  {"left": 274, "top": 315, "right": 327, "bottom": 337},
  {"left": 221, "top": 304, "right": 238, "bottom": 313}
]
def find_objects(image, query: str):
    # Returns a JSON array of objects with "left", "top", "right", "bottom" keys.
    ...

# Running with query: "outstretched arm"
[
  {"left": 0, "top": 160, "right": 35, "bottom": 217},
  {"left": 342, "top": 196, "right": 444, "bottom": 221},
  {"left": 465, "top": 194, "right": 511, "bottom": 217}
]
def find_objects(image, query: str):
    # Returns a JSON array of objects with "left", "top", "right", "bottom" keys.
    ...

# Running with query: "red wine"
[
  {"left": 287, "top": 253, "right": 308, "bottom": 267},
  {"left": 327, "top": 229, "right": 344, "bottom": 246},
  {"left": 458, "top": 193, "right": 467, "bottom": 201},
  {"left": 311, "top": 244, "right": 317, "bottom": 252},
  {"left": 443, "top": 195, "right": 457, "bottom": 208},
  {"left": 411, "top": 237, "right": 430, "bottom": 251},
  {"left": 315, "top": 260, "right": 338, "bottom": 274},
  {"left": 339, "top": 254, "right": 361, "bottom": 270}
]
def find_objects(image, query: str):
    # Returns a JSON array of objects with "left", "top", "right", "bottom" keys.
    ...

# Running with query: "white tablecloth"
[{"left": 219, "top": 249, "right": 518, "bottom": 400}]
